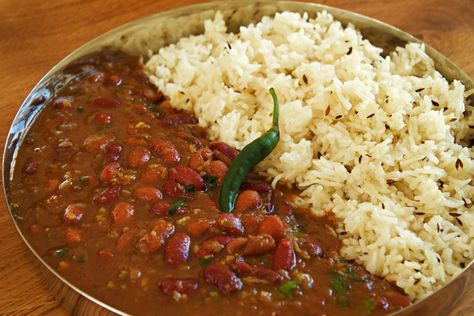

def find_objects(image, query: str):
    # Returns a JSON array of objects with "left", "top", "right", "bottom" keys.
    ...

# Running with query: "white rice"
[{"left": 145, "top": 11, "right": 474, "bottom": 300}]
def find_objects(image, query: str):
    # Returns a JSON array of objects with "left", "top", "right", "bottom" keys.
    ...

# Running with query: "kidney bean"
[
  {"left": 149, "top": 138, "right": 180, "bottom": 164},
  {"left": 203, "top": 263, "right": 243, "bottom": 294},
  {"left": 240, "top": 181, "right": 272, "bottom": 193},
  {"left": 151, "top": 201, "right": 171, "bottom": 216},
  {"left": 253, "top": 267, "right": 283, "bottom": 284},
  {"left": 83, "top": 132, "right": 116, "bottom": 153},
  {"left": 97, "top": 249, "right": 114, "bottom": 261},
  {"left": 195, "top": 236, "right": 232, "bottom": 259},
  {"left": 298, "top": 237, "right": 323, "bottom": 258},
  {"left": 165, "top": 232, "right": 191, "bottom": 265},
  {"left": 116, "top": 229, "right": 138, "bottom": 252},
  {"left": 186, "top": 218, "right": 216, "bottom": 237},
  {"left": 137, "top": 220, "right": 175, "bottom": 254},
  {"left": 159, "top": 113, "right": 197, "bottom": 126},
  {"left": 234, "top": 190, "right": 261, "bottom": 212},
  {"left": 168, "top": 166, "right": 204, "bottom": 191},
  {"left": 231, "top": 261, "right": 253, "bottom": 276},
  {"left": 100, "top": 162, "right": 121, "bottom": 182},
  {"left": 93, "top": 185, "right": 121, "bottom": 205},
  {"left": 109, "top": 74, "right": 122, "bottom": 86},
  {"left": 241, "top": 214, "right": 263, "bottom": 234},
  {"left": 141, "top": 164, "right": 165, "bottom": 184},
  {"left": 133, "top": 187, "right": 162, "bottom": 202},
  {"left": 23, "top": 162, "right": 38, "bottom": 175},
  {"left": 217, "top": 213, "right": 243, "bottom": 235},
  {"left": 176, "top": 131, "right": 203, "bottom": 148},
  {"left": 63, "top": 204, "right": 84, "bottom": 224},
  {"left": 188, "top": 147, "right": 212, "bottom": 171},
  {"left": 243, "top": 234, "right": 275, "bottom": 256},
  {"left": 160, "top": 277, "right": 199, "bottom": 295},
  {"left": 126, "top": 147, "right": 150, "bottom": 168},
  {"left": 258, "top": 215, "right": 285, "bottom": 241},
  {"left": 29, "top": 224, "right": 43, "bottom": 235},
  {"left": 162, "top": 179, "right": 185, "bottom": 197},
  {"left": 272, "top": 239, "right": 296, "bottom": 271},
  {"left": 209, "top": 142, "right": 239, "bottom": 161},
  {"left": 226, "top": 237, "right": 248, "bottom": 254},
  {"left": 112, "top": 202, "right": 135, "bottom": 225},
  {"left": 104, "top": 143, "right": 122, "bottom": 164},
  {"left": 93, "top": 96, "right": 121, "bottom": 108},
  {"left": 205, "top": 160, "right": 228, "bottom": 185},
  {"left": 65, "top": 227, "right": 82, "bottom": 244},
  {"left": 94, "top": 111, "right": 112, "bottom": 125}
]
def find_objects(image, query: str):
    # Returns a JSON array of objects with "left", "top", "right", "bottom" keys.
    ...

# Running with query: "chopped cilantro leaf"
[
  {"left": 79, "top": 176, "right": 89, "bottom": 187},
  {"left": 168, "top": 199, "right": 186, "bottom": 216},
  {"left": 199, "top": 258, "right": 211, "bottom": 267},
  {"left": 203, "top": 175, "right": 218, "bottom": 190},
  {"left": 278, "top": 280, "right": 299, "bottom": 298},
  {"left": 184, "top": 184, "right": 195, "bottom": 192},
  {"left": 54, "top": 247, "right": 70, "bottom": 259},
  {"left": 363, "top": 298, "right": 375, "bottom": 315}
]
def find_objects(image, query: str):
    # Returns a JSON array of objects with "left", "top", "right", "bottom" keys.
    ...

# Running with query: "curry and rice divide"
[{"left": 9, "top": 10, "right": 473, "bottom": 316}]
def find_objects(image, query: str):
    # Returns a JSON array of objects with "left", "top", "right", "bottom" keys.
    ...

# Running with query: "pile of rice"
[{"left": 145, "top": 11, "right": 474, "bottom": 300}]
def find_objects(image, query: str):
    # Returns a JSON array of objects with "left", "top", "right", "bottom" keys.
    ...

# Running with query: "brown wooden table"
[{"left": 0, "top": 0, "right": 473, "bottom": 315}]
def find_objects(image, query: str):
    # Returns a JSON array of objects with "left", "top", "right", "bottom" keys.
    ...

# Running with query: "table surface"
[{"left": 1, "top": 0, "right": 473, "bottom": 315}]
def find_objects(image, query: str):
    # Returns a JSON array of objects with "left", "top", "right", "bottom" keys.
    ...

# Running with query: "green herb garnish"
[
  {"left": 79, "top": 176, "right": 89, "bottom": 187},
  {"left": 362, "top": 298, "right": 375, "bottom": 315},
  {"left": 54, "top": 247, "right": 70, "bottom": 259},
  {"left": 184, "top": 184, "right": 195, "bottom": 192},
  {"left": 199, "top": 258, "right": 211, "bottom": 267},
  {"left": 76, "top": 106, "right": 85, "bottom": 113},
  {"left": 168, "top": 199, "right": 186, "bottom": 216},
  {"left": 330, "top": 275, "right": 350, "bottom": 308},
  {"left": 278, "top": 280, "right": 299, "bottom": 298},
  {"left": 203, "top": 175, "right": 218, "bottom": 190}
]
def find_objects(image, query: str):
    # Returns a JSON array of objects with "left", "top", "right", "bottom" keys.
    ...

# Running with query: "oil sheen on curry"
[{"left": 10, "top": 49, "right": 410, "bottom": 316}]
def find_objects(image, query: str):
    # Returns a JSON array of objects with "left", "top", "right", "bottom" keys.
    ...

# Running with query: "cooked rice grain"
[{"left": 145, "top": 11, "right": 474, "bottom": 300}]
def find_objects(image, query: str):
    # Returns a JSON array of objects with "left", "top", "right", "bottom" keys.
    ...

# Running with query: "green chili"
[{"left": 219, "top": 88, "right": 280, "bottom": 213}]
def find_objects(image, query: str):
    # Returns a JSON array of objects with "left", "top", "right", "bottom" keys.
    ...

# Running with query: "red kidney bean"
[
  {"left": 241, "top": 214, "right": 262, "bottom": 234},
  {"left": 112, "top": 202, "right": 135, "bottom": 225},
  {"left": 188, "top": 147, "right": 213, "bottom": 171},
  {"left": 97, "top": 249, "right": 114, "bottom": 261},
  {"left": 94, "top": 111, "right": 112, "bottom": 125},
  {"left": 151, "top": 201, "right": 171, "bottom": 216},
  {"left": 63, "top": 204, "right": 84, "bottom": 224},
  {"left": 126, "top": 147, "right": 150, "bottom": 168},
  {"left": 83, "top": 132, "right": 116, "bottom": 153},
  {"left": 100, "top": 162, "right": 121, "bottom": 182},
  {"left": 234, "top": 190, "right": 261, "bottom": 212},
  {"left": 272, "top": 239, "right": 296, "bottom": 271},
  {"left": 149, "top": 138, "right": 180, "bottom": 164},
  {"left": 205, "top": 160, "right": 228, "bottom": 185},
  {"left": 137, "top": 219, "right": 175, "bottom": 254},
  {"left": 93, "top": 96, "right": 120, "bottom": 108},
  {"left": 93, "top": 185, "right": 121, "bottom": 205},
  {"left": 195, "top": 236, "right": 233, "bottom": 258},
  {"left": 217, "top": 213, "right": 244, "bottom": 235},
  {"left": 104, "top": 142, "right": 123, "bottom": 164},
  {"left": 243, "top": 234, "right": 275, "bottom": 256},
  {"left": 141, "top": 164, "right": 165, "bottom": 184},
  {"left": 203, "top": 263, "right": 243, "bottom": 294},
  {"left": 176, "top": 131, "right": 203, "bottom": 148},
  {"left": 160, "top": 277, "right": 199, "bottom": 295},
  {"left": 116, "top": 229, "right": 138, "bottom": 252},
  {"left": 209, "top": 142, "right": 239, "bottom": 161},
  {"left": 162, "top": 179, "right": 185, "bottom": 197},
  {"left": 258, "top": 215, "right": 285, "bottom": 241},
  {"left": 186, "top": 218, "right": 216, "bottom": 237},
  {"left": 168, "top": 166, "right": 204, "bottom": 191},
  {"left": 23, "top": 162, "right": 38, "bottom": 175},
  {"left": 226, "top": 237, "right": 248, "bottom": 254},
  {"left": 133, "top": 187, "right": 162, "bottom": 202},
  {"left": 159, "top": 113, "right": 197, "bottom": 126},
  {"left": 253, "top": 267, "right": 283, "bottom": 284},
  {"left": 298, "top": 237, "right": 323, "bottom": 258},
  {"left": 240, "top": 181, "right": 272, "bottom": 193},
  {"left": 231, "top": 261, "right": 253, "bottom": 276},
  {"left": 65, "top": 227, "right": 82, "bottom": 244},
  {"left": 165, "top": 232, "right": 191, "bottom": 265}
]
